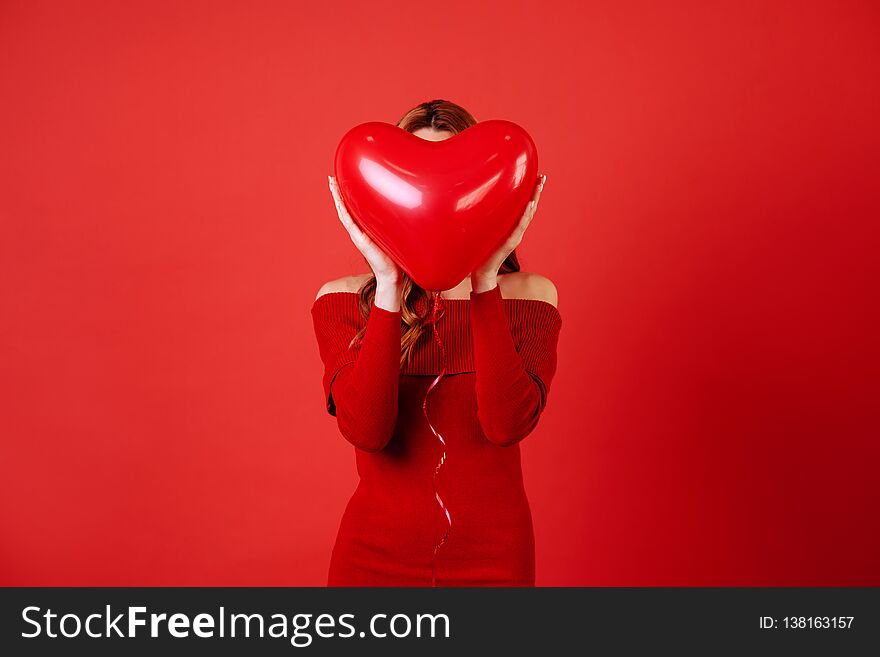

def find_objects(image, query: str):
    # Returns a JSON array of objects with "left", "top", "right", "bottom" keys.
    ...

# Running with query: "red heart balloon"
[{"left": 333, "top": 119, "right": 539, "bottom": 291}]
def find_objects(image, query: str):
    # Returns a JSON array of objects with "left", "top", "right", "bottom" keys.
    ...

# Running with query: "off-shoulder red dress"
[{"left": 310, "top": 282, "right": 562, "bottom": 586}]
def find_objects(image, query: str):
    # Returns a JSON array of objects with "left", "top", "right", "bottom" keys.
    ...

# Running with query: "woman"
[{"left": 311, "top": 99, "right": 561, "bottom": 586}]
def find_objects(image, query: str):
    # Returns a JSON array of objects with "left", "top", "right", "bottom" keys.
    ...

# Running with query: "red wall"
[{"left": 1, "top": 0, "right": 877, "bottom": 586}]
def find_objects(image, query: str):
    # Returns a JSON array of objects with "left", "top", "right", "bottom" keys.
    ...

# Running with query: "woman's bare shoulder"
[
  {"left": 314, "top": 273, "right": 372, "bottom": 300},
  {"left": 499, "top": 272, "right": 558, "bottom": 307}
]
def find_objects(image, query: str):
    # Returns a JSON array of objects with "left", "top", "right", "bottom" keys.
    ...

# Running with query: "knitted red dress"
[{"left": 310, "top": 282, "right": 562, "bottom": 586}]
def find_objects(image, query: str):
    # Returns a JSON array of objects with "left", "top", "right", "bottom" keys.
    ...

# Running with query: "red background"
[{"left": 1, "top": 0, "right": 878, "bottom": 586}]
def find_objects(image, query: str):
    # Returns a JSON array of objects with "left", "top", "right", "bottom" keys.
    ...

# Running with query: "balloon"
[{"left": 333, "top": 119, "right": 539, "bottom": 291}]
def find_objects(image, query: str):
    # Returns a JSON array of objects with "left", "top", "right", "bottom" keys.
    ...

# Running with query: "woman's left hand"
[{"left": 471, "top": 174, "right": 546, "bottom": 292}]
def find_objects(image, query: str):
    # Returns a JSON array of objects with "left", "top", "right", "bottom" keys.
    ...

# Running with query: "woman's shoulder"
[
  {"left": 313, "top": 271, "right": 558, "bottom": 305},
  {"left": 314, "top": 273, "right": 372, "bottom": 300},
  {"left": 499, "top": 272, "right": 558, "bottom": 308}
]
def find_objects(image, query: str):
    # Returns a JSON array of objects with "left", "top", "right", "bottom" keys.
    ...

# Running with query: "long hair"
[{"left": 349, "top": 99, "right": 522, "bottom": 367}]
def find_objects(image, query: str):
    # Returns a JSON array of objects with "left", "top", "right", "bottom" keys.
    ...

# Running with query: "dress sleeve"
[
  {"left": 469, "top": 283, "right": 562, "bottom": 447},
  {"left": 310, "top": 295, "right": 402, "bottom": 452}
]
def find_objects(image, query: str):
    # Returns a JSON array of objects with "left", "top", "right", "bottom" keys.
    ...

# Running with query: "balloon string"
[{"left": 422, "top": 290, "right": 450, "bottom": 587}]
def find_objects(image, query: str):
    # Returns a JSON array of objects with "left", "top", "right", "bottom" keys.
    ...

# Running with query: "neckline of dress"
[{"left": 313, "top": 290, "right": 560, "bottom": 314}]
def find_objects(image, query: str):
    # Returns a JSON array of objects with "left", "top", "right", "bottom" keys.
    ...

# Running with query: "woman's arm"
[
  {"left": 467, "top": 174, "right": 554, "bottom": 446},
  {"left": 329, "top": 298, "right": 401, "bottom": 452},
  {"left": 315, "top": 177, "right": 404, "bottom": 452},
  {"left": 469, "top": 280, "right": 558, "bottom": 447}
]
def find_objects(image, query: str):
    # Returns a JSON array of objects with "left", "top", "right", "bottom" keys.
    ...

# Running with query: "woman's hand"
[
  {"left": 329, "top": 176, "right": 402, "bottom": 310},
  {"left": 471, "top": 174, "right": 546, "bottom": 293},
  {"left": 329, "top": 176, "right": 402, "bottom": 283}
]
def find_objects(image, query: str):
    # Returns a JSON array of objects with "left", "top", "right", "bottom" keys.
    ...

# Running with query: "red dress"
[{"left": 310, "top": 283, "right": 562, "bottom": 586}]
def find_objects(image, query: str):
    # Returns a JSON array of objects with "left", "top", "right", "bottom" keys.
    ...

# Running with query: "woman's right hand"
[{"left": 328, "top": 176, "right": 402, "bottom": 286}]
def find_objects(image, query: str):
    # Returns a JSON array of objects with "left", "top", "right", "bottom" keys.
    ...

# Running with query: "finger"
[
  {"left": 331, "top": 191, "right": 356, "bottom": 235},
  {"left": 329, "top": 180, "right": 353, "bottom": 224},
  {"left": 329, "top": 186, "right": 346, "bottom": 220},
  {"left": 517, "top": 201, "right": 530, "bottom": 225},
  {"left": 332, "top": 183, "right": 355, "bottom": 224},
  {"left": 518, "top": 201, "right": 536, "bottom": 231},
  {"left": 531, "top": 174, "right": 544, "bottom": 200},
  {"left": 339, "top": 206, "right": 359, "bottom": 236},
  {"left": 508, "top": 209, "right": 533, "bottom": 247},
  {"left": 328, "top": 176, "right": 341, "bottom": 204},
  {"left": 328, "top": 176, "right": 343, "bottom": 204},
  {"left": 329, "top": 184, "right": 368, "bottom": 247},
  {"left": 531, "top": 179, "right": 545, "bottom": 216},
  {"left": 531, "top": 175, "right": 546, "bottom": 205}
]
